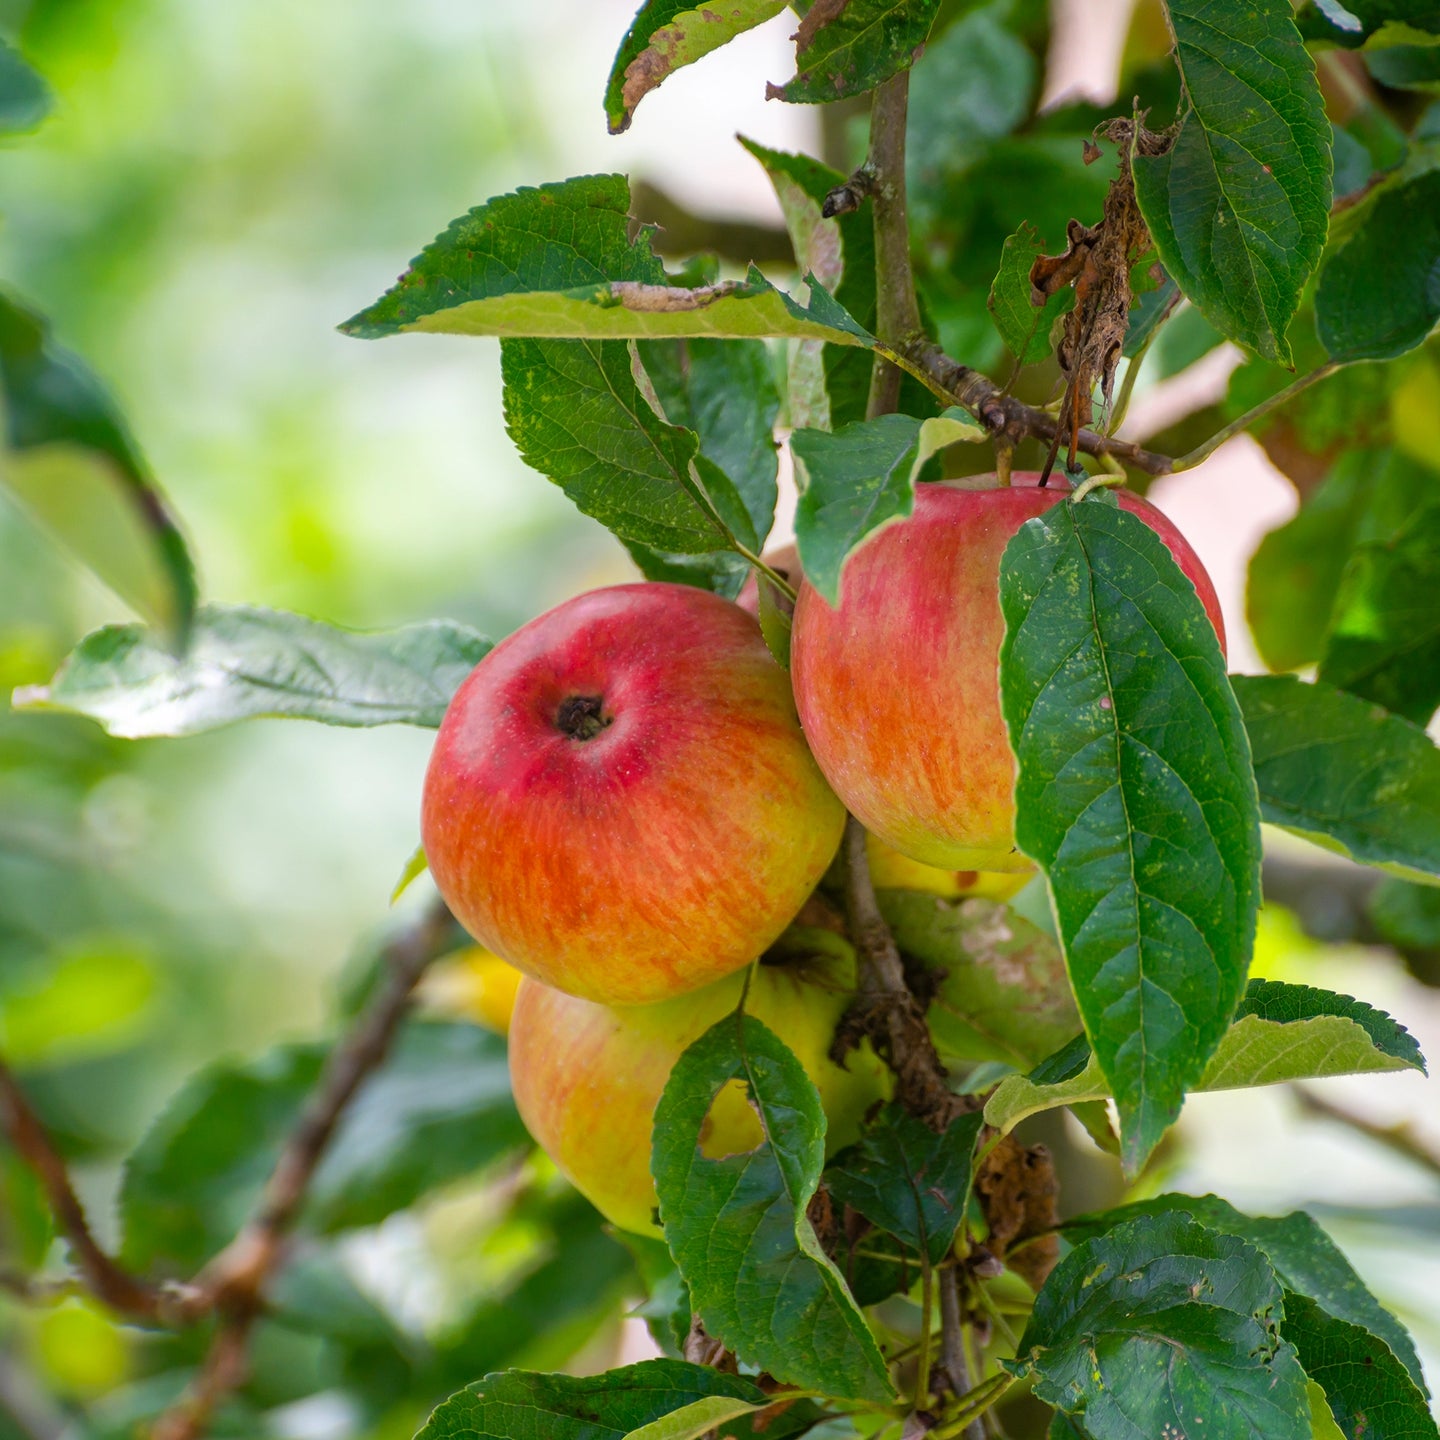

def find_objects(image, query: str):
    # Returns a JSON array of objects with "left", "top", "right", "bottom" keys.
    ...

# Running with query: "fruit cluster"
[{"left": 421, "top": 475, "right": 1222, "bottom": 1232}]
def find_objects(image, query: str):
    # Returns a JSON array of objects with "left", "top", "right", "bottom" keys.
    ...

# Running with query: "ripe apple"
[
  {"left": 422, "top": 583, "right": 846, "bottom": 1006},
  {"left": 865, "top": 832, "right": 1032, "bottom": 902},
  {"left": 422, "top": 946, "right": 523, "bottom": 1034},
  {"left": 790, "top": 476, "right": 1225, "bottom": 872},
  {"left": 508, "top": 953, "right": 891, "bottom": 1235}
]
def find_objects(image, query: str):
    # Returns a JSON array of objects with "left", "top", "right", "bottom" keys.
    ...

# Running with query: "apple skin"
[
  {"left": 508, "top": 954, "right": 891, "bottom": 1235},
  {"left": 865, "top": 833, "right": 1032, "bottom": 902},
  {"left": 422, "top": 583, "right": 846, "bottom": 1006},
  {"left": 790, "top": 476, "right": 1226, "bottom": 872}
]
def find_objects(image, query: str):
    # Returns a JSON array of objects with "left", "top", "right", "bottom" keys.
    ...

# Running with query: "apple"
[
  {"left": 865, "top": 832, "right": 1032, "bottom": 903},
  {"left": 421, "top": 946, "right": 523, "bottom": 1034},
  {"left": 508, "top": 952, "right": 891, "bottom": 1234},
  {"left": 790, "top": 476, "right": 1225, "bottom": 872},
  {"left": 422, "top": 583, "right": 846, "bottom": 1006}
]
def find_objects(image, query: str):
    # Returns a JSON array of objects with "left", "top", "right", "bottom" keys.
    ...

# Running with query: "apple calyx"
[{"left": 555, "top": 694, "right": 612, "bottom": 741}]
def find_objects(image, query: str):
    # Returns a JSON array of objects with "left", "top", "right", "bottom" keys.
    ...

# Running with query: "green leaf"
[
  {"left": 13, "top": 604, "right": 491, "bottom": 737},
  {"left": 638, "top": 336, "right": 780, "bottom": 547},
  {"left": 1234, "top": 674, "right": 1440, "bottom": 883},
  {"left": 1123, "top": 273, "right": 1181, "bottom": 358},
  {"left": 1013, "top": 1214, "right": 1309, "bottom": 1440},
  {"left": 120, "top": 1022, "right": 524, "bottom": 1272},
  {"left": 1133, "top": 0, "right": 1331, "bottom": 363},
  {"left": 824, "top": 1105, "right": 983, "bottom": 1265},
  {"left": 985, "top": 980, "right": 1426, "bottom": 1136},
  {"left": 739, "top": 138, "right": 877, "bottom": 430},
  {"left": 1283, "top": 1295, "right": 1439, "bottom": 1440},
  {"left": 0, "top": 292, "right": 196, "bottom": 646},
  {"left": 341, "top": 175, "right": 871, "bottom": 349},
  {"left": 1296, "top": 0, "right": 1440, "bottom": 48},
  {"left": 792, "top": 410, "right": 984, "bottom": 605},
  {"left": 605, "top": 2, "right": 788, "bottom": 133},
  {"left": 1318, "top": 499, "right": 1440, "bottom": 725},
  {"left": 988, "top": 223, "right": 1078, "bottom": 366},
  {"left": 1366, "top": 43, "right": 1440, "bottom": 89},
  {"left": 997, "top": 495, "right": 1261, "bottom": 1174},
  {"left": 1369, "top": 877, "right": 1440, "bottom": 950},
  {"left": 417, "top": 1361, "right": 773, "bottom": 1440},
  {"left": 0, "top": 38, "right": 50, "bottom": 133},
  {"left": 1245, "top": 451, "right": 1386, "bottom": 673},
  {"left": 1064, "top": 1194, "right": 1429, "bottom": 1396},
  {"left": 777, "top": 0, "right": 941, "bottom": 104},
  {"left": 502, "top": 337, "right": 735, "bottom": 556},
  {"left": 1317, "top": 172, "right": 1440, "bottom": 361},
  {"left": 651, "top": 1014, "right": 893, "bottom": 1404},
  {"left": 877, "top": 890, "right": 1080, "bottom": 1068}
]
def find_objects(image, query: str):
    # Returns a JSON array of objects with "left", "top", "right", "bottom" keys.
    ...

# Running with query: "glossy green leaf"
[
  {"left": 0, "top": 292, "right": 196, "bottom": 646},
  {"left": 739, "top": 138, "right": 877, "bottom": 430},
  {"left": 1065, "top": 1194, "right": 1429, "bottom": 1395},
  {"left": 985, "top": 980, "right": 1426, "bottom": 1136},
  {"left": 651, "top": 1014, "right": 893, "bottom": 1403},
  {"left": 878, "top": 891, "right": 1080, "bottom": 1068},
  {"left": 1366, "top": 44, "right": 1440, "bottom": 89},
  {"left": 1318, "top": 500, "right": 1440, "bottom": 725},
  {"left": 0, "top": 38, "right": 50, "bottom": 133},
  {"left": 1317, "top": 172, "right": 1440, "bottom": 361},
  {"left": 1013, "top": 1214, "right": 1309, "bottom": 1440},
  {"left": 1368, "top": 877, "right": 1440, "bottom": 950},
  {"left": 605, "top": 1, "right": 788, "bottom": 133},
  {"left": 1234, "top": 674, "right": 1440, "bottom": 883},
  {"left": 997, "top": 495, "right": 1261, "bottom": 1174},
  {"left": 1133, "top": 0, "right": 1331, "bottom": 363},
  {"left": 416, "top": 1361, "right": 773, "bottom": 1440},
  {"left": 13, "top": 605, "right": 491, "bottom": 737},
  {"left": 824, "top": 1105, "right": 983, "bottom": 1265},
  {"left": 988, "top": 223, "right": 1077, "bottom": 366},
  {"left": 777, "top": 0, "right": 941, "bottom": 104},
  {"left": 1296, "top": 0, "right": 1440, "bottom": 48},
  {"left": 792, "top": 410, "right": 984, "bottom": 606},
  {"left": 1283, "top": 1296, "right": 1439, "bottom": 1440},
  {"left": 120, "top": 1022, "right": 524, "bottom": 1272}
]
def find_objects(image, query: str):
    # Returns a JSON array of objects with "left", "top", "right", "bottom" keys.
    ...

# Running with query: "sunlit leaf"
[{"left": 776, "top": 0, "right": 941, "bottom": 104}]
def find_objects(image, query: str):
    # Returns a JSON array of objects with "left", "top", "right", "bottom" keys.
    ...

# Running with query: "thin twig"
[
  {"left": 0, "top": 1058, "right": 178, "bottom": 1323},
  {"left": 1171, "top": 361, "right": 1342, "bottom": 472},
  {"left": 866, "top": 72, "right": 923, "bottom": 420},
  {"left": 150, "top": 900, "right": 459, "bottom": 1440},
  {"left": 1294, "top": 1087, "right": 1440, "bottom": 1182}
]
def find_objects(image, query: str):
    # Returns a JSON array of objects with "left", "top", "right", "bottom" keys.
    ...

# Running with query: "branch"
[
  {"left": 150, "top": 899, "right": 459, "bottom": 1440},
  {"left": 1293, "top": 1087, "right": 1440, "bottom": 1183},
  {"left": 0, "top": 1058, "right": 181, "bottom": 1323},
  {"left": 866, "top": 71, "right": 924, "bottom": 420},
  {"left": 837, "top": 819, "right": 966, "bottom": 1129},
  {"left": 905, "top": 341, "right": 1175, "bottom": 476}
]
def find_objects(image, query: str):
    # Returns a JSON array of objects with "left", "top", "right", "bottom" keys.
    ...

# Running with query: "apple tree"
[{"left": 2, "top": 4, "right": 1440, "bottom": 1440}]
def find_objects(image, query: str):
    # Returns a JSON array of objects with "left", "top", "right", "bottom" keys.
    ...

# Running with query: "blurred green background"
[{"left": 1, "top": 1, "right": 1437, "bottom": 1436}]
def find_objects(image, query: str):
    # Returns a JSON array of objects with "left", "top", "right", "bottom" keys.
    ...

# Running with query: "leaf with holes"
[
  {"left": 605, "top": 2, "right": 788, "bottom": 133},
  {"left": 792, "top": 409, "right": 983, "bottom": 606},
  {"left": 1065, "top": 1193, "right": 1429, "bottom": 1396},
  {"left": 1134, "top": 0, "right": 1331, "bottom": 363},
  {"left": 1235, "top": 674, "right": 1440, "bottom": 883},
  {"left": 13, "top": 605, "right": 492, "bottom": 736},
  {"left": 651, "top": 1014, "right": 893, "bottom": 1403},
  {"left": 1011, "top": 1213, "right": 1310, "bottom": 1440},
  {"left": 776, "top": 0, "right": 942, "bottom": 104},
  {"left": 997, "top": 494, "right": 1261, "bottom": 1174}
]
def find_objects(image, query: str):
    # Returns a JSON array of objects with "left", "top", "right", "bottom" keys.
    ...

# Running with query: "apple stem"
[{"left": 555, "top": 694, "right": 612, "bottom": 741}]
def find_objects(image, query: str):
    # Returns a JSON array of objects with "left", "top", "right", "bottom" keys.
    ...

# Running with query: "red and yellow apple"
[
  {"left": 508, "top": 953, "right": 890, "bottom": 1234},
  {"left": 421, "top": 946, "right": 524, "bottom": 1034},
  {"left": 791, "top": 476, "right": 1225, "bottom": 872},
  {"left": 422, "top": 583, "right": 846, "bottom": 1006},
  {"left": 864, "top": 832, "right": 1033, "bottom": 902}
]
